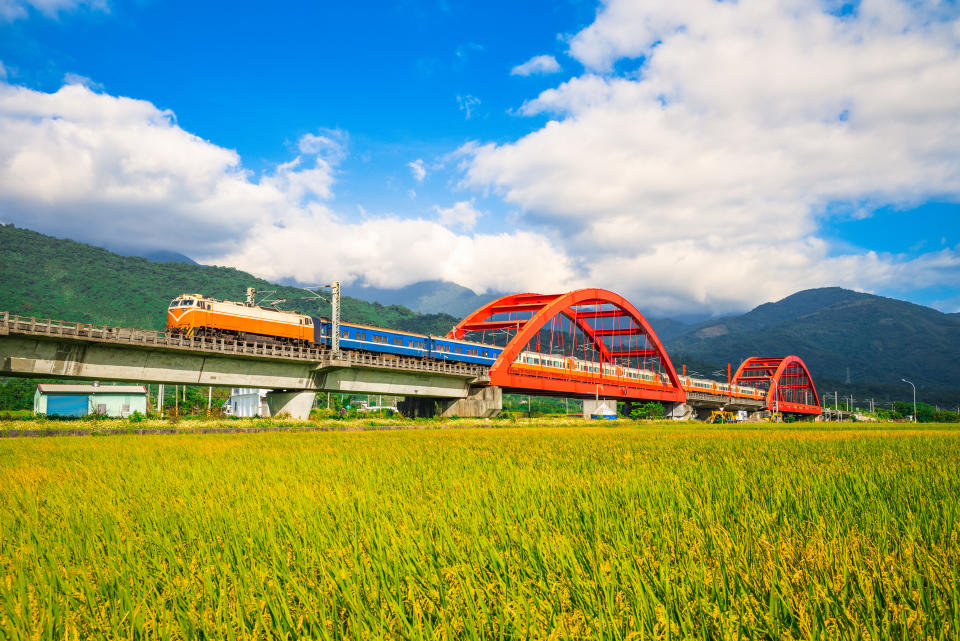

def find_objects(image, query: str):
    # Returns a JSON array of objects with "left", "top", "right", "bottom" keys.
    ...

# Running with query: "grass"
[{"left": 0, "top": 422, "right": 958, "bottom": 639}]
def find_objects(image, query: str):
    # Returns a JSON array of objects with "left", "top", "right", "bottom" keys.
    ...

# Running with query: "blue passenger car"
[
  {"left": 309, "top": 318, "right": 502, "bottom": 365},
  {"left": 428, "top": 336, "right": 502, "bottom": 366}
]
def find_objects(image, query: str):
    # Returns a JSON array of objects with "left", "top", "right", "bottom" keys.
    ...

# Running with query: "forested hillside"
[
  {"left": 0, "top": 225, "right": 459, "bottom": 335},
  {"left": 666, "top": 288, "right": 960, "bottom": 389}
]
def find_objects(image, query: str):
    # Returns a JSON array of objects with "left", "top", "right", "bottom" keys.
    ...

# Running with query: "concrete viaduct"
[{"left": 0, "top": 307, "right": 789, "bottom": 420}]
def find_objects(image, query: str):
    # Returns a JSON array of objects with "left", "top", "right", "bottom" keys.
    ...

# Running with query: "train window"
[{"left": 341, "top": 330, "right": 348, "bottom": 338}]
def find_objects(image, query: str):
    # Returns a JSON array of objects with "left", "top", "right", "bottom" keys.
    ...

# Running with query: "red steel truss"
[
  {"left": 731, "top": 356, "right": 821, "bottom": 414},
  {"left": 450, "top": 289, "right": 686, "bottom": 403}
]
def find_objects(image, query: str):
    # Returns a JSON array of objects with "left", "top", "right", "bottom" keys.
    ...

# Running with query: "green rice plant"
[{"left": 0, "top": 424, "right": 957, "bottom": 639}]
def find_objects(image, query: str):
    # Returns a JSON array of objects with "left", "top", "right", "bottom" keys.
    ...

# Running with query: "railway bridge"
[{"left": 0, "top": 288, "right": 821, "bottom": 419}]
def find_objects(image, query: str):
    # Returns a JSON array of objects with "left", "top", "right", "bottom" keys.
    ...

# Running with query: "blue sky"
[{"left": 0, "top": 0, "right": 958, "bottom": 316}]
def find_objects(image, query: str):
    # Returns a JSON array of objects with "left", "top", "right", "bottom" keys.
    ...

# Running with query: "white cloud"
[
  {"left": 63, "top": 72, "right": 102, "bottom": 90},
  {"left": 457, "top": 94, "right": 480, "bottom": 120},
  {"left": 0, "top": 78, "right": 574, "bottom": 296},
  {"left": 408, "top": 158, "right": 426, "bottom": 182},
  {"left": 461, "top": 0, "right": 960, "bottom": 314},
  {"left": 297, "top": 128, "right": 347, "bottom": 163},
  {"left": 511, "top": 54, "right": 562, "bottom": 76},
  {"left": 434, "top": 200, "right": 482, "bottom": 231},
  {"left": 215, "top": 209, "right": 575, "bottom": 295},
  {"left": 0, "top": 0, "right": 106, "bottom": 21}
]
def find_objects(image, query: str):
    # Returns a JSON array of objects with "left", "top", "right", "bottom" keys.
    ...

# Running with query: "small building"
[
  {"left": 34, "top": 383, "right": 148, "bottom": 418},
  {"left": 225, "top": 388, "right": 268, "bottom": 417}
]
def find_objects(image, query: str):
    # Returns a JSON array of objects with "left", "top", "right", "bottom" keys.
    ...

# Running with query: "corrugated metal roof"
[{"left": 36, "top": 384, "right": 147, "bottom": 394}]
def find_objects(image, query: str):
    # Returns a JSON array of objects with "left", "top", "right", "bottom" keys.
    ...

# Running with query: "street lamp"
[{"left": 901, "top": 378, "right": 917, "bottom": 422}]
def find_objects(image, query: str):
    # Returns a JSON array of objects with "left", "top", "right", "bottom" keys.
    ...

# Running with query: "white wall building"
[{"left": 225, "top": 388, "right": 268, "bottom": 417}]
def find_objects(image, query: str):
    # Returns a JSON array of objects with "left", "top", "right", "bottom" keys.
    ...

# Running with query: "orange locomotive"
[{"left": 166, "top": 293, "right": 317, "bottom": 344}]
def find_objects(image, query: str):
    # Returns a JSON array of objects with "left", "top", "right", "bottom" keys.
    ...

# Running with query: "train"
[
  {"left": 165, "top": 293, "right": 503, "bottom": 366},
  {"left": 513, "top": 350, "right": 766, "bottom": 400},
  {"left": 165, "top": 292, "right": 765, "bottom": 399}
]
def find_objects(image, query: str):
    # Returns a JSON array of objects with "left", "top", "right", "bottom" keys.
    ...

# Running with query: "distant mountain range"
[
  {"left": 345, "top": 280, "right": 503, "bottom": 318},
  {"left": 666, "top": 288, "right": 960, "bottom": 389},
  {"left": 117, "top": 249, "right": 198, "bottom": 265},
  {"left": 2, "top": 224, "right": 957, "bottom": 398}
]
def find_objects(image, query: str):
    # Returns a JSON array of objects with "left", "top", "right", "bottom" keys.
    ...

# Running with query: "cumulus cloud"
[
  {"left": 0, "top": 78, "right": 574, "bottom": 295},
  {"left": 0, "top": 0, "right": 106, "bottom": 21},
  {"left": 408, "top": 158, "right": 426, "bottom": 182},
  {"left": 461, "top": 0, "right": 960, "bottom": 313},
  {"left": 511, "top": 54, "right": 562, "bottom": 76},
  {"left": 215, "top": 209, "right": 576, "bottom": 295},
  {"left": 434, "top": 200, "right": 482, "bottom": 231}
]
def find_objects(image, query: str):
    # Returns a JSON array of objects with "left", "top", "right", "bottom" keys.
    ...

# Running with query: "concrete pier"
[
  {"left": 266, "top": 391, "right": 316, "bottom": 419},
  {"left": 398, "top": 385, "right": 502, "bottom": 418}
]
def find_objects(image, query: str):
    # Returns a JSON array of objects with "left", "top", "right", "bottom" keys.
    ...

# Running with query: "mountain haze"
[{"left": 346, "top": 280, "right": 501, "bottom": 318}]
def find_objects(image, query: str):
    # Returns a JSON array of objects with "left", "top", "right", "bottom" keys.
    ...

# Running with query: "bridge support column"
[
  {"left": 398, "top": 386, "right": 501, "bottom": 418},
  {"left": 665, "top": 402, "right": 696, "bottom": 420},
  {"left": 265, "top": 390, "right": 316, "bottom": 420}
]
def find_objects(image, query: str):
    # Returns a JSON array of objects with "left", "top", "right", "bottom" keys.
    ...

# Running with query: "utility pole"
[
  {"left": 207, "top": 386, "right": 212, "bottom": 411},
  {"left": 158, "top": 383, "right": 164, "bottom": 418},
  {"left": 331, "top": 281, "right": 340, "bottom": 355}
]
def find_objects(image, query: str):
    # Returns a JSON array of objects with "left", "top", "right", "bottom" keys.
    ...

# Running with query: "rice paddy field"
[{"left": 0, "top": 422, "right": 958, "bottom": 639}]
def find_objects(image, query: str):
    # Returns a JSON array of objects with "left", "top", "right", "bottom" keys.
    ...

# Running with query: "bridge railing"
[{"left": 0, "top": 312, "right": 485, "bottom": 378}]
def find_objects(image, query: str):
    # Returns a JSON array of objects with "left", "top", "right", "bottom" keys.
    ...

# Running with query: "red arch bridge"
[
  {"left": 403, "top": 288, "right": 822, "bottom": 419},
  {"left": 0, "top": 288, "right": 822, "bottom": 420}
]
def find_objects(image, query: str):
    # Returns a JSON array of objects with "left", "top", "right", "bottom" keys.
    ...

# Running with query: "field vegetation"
[{"left": 0, "top": 422, "right": 957, "bottom": 639}]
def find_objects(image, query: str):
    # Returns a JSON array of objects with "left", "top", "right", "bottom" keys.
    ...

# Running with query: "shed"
[{"left": 34, "top": 384, "right": 148, "bottom": 418}]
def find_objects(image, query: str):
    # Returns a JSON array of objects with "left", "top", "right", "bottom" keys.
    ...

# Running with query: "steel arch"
[
  {"left": 732, "top": 355, "right": 821, "bottom": 414},
  {"left": 450, "top": 288, "right": 685, "bottom": 403}
]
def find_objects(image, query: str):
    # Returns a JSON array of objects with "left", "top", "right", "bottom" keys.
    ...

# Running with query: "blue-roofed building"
[{"left": 34, "top": 383, "right": 148, "bottom": 418}]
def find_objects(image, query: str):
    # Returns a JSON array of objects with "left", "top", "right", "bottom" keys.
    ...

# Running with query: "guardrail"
[{"left": 0, "top": 311, "right": 487, "bottom": 378}]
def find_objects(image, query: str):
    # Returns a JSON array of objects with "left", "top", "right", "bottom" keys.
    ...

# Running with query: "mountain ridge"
[{"left": 665, "top": 287, "right": 960, "bottom": 389}]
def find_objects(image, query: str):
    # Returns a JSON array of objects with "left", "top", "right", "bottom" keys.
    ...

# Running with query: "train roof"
[
  {"left": 330, "top": 319, "right": 501, "bottom": 348},
  {"left": 174, "top": 293, "right": 306, "bottom": 316}
]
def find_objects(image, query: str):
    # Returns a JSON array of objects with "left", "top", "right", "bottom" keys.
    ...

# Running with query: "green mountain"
[
  {"left": 666, "top": 287, "right": 960, "bottom": 389},
  {"left": 0, "top": 224, "right": 460, "bottom": 336},
  {"left": 345, "top": 279, "right": 502, "bottom": 318}
]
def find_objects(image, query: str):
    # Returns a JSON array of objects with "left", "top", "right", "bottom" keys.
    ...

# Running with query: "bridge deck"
[{"left": 0, "top": 312, "right": 486, "bottom": 380}]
